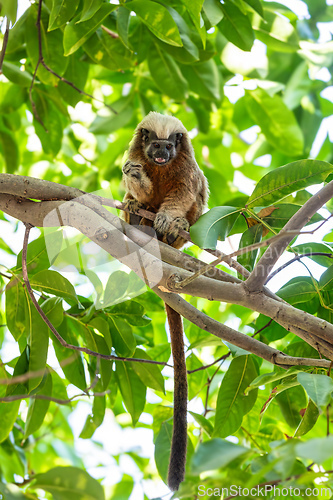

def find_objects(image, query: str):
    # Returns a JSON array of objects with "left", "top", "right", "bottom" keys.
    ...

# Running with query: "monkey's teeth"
[{"left": 155, "top": 158, "right": 166, "bottom": 163}]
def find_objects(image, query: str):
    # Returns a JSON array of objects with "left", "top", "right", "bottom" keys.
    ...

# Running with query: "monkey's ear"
[
  {"left": 141, "top": 128, "right": 150, "bottom": 141},
  {"left": 175, "top": 133, "right": 183, "bottom": 145}
]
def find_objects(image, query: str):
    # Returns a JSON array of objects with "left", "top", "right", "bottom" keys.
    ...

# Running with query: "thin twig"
[
  {"left": 0, "top": 390, "right": 110, "bottom": 404},
  {"left": 252, "top": 318, "right": 273, "bottom": 337},
  {"left": 266, "top": 252, "right": 333, "bottom": 284},
  {"left": 187, "top": 352, "right": 231, "bottom": 374},
  {"left": 174, "top": 230, "right": 304, "bottom": 290},
  {"left": 0, "top": 271, "right": 11, "bottom": 279},
  {"left": 0, "top": 17, "right": 10, "bottom": 74},
  {"left": 21, "top": 223, "right": 170, "bottom": 368}
]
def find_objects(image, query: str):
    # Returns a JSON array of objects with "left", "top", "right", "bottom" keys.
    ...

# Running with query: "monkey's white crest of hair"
[{"left": 138, "top": 112, "right": 187, "bottom": 139}]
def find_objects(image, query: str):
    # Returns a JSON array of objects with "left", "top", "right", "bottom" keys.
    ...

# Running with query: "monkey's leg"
[{"left": 165, "top": 304, "right": 188, "bottom": 491}]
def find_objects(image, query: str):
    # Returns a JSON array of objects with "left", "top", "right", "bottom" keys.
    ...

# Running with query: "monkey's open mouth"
[{"left": 154, "top": 157, "right": 167, "bottom": 164}]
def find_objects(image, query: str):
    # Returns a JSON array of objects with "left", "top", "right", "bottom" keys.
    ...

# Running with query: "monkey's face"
[{"left": 141, "top": 128, "right": 182, "bottom": 165}]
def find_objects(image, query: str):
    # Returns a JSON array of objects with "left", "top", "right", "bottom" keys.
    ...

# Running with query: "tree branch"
[
  {"left": 0, "top": 17, "right": 10, "bottom": 74},
  {"left": 1, "top": 174, "right": 333, "bottom": 363},
  {"left": 245, "top": 180, "right": 333, "bottom": 291},
  {"left": 0, "top": 173, "right": 250, "bottom": 277},
  {"left": 154, "top": 289, "right": 331, "bottom": 368}
]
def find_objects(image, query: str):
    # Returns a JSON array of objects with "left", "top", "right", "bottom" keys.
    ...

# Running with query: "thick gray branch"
[
  {"left": 155, "top": 289, "right": 331, "bottom": 368},
  {"left": 1, "top": 177, "right": 333, "bottom": 362}
]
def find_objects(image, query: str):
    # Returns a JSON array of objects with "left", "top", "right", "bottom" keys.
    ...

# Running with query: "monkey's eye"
[
  {"left": 166, "top": 144, "right": 172, "bottom": 150},
  {"left": 153, "top": 143, "right": 160, "bottom": 148}
]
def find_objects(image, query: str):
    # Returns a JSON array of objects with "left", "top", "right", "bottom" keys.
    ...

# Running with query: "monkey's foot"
[
  {"left": 124, "top": 198, "right": 144, "bottom": 214},
  {"left": 154, "top": 212, "right": 173, "bottom": 237},
  {"left": 164, "top": 217, "right": 190, "bottom": 246},
  {"left": 123, "top": 161, "right": 142, "bottom": 180}
]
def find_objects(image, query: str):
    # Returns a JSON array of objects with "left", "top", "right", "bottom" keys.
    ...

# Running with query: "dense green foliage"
[{"left": 1, "top": 0, "right": 333, "bottom": 499}]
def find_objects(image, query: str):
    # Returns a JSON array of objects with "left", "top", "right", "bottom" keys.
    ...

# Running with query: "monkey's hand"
[
  {"left": 122, "top": 160, "right": 143, "bottom": 180},
  {"left": 154, "top": 213, "right": 190, "bottom": 245}
]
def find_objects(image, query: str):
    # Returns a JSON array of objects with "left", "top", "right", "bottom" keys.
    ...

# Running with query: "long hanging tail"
[{"left": 165, "top": 303, "right": 188, "bottom": 491}]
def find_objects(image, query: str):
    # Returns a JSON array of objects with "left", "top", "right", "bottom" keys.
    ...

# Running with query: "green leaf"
[
  {"left": 2, "top": 62, "right": 32, "bottom": 87},
  {"left": 117, "top": 6, "right": 131, "bottom": 49},
  {"left": 247, "top": 160, "right": 333, "bottom": 208},
  {"left": 0, "top": 84, "right": 27, "bottom": 114},
  {"left": 296, "top": 436, "right": 333, "bottom": 464},
  {"left": 63, "top": 4, "right": 117, "bottom": 56},
  {"left": 181, "top": 0, "right": 206, "bottom": 47},
  {"left": 89, "top": 316, "right": 112, "bottom": 350},
  {"left": 80, "top": 393, "right": 106, "bottom": 439},
  {"left": 253, "top": 8, "right": 299, "bottom": 53},
  {"left": 131, "top": 348, "right": 165, "bottom": 393},
  {"left": 244, "top": 0, "right": 263, "bottom": 17},
  {"left": 115, "top": 361, "right": 146, "bottom": 425},
  {"left": 148, "top": 44, "right": 188, "bottom": 101},
  {"left": 190, "top": 206, "right": 240, "bottom": 249},
  {"left": 297, "top": 372, "right": 333, "bottom": 408},
  {"left": 192, "top": 438, "right": 249, "bottom": 474},
  {"left": 263, "top": 203, "right": 323, "bottom": 231},
  {"left": 103, "top": 270, "right": 129, "bottom": 306},
  {"left": 108, "top": 317, "right": 135, "bottom": 357},
  {"left": 78, "top": 0, "right": 103, "bottom": 23},
  {"left": 25, "top": 6, "right": 68, "bottom": 85},
  {"left": 84, "top": 30, "right": 135, "bottom": 71},
  {"left": 125, "top": 1, "right": 182, "bottom": 47},
  {"left": 108, "top": 300, "right": 150, "bottom": 327},
  {"left": 15, "top": 237, "right": 50, "bottom": 274},
  {"left": 277, "top": 279, "right": 317, "bottom": 306},
  {"left": 42, "top": 297, "right": 64, "bottom": 328},
  {"left": 238, "top": 224, "right": 263, "bottom": 274},
  {"left": 180, "top": 59, "right": 220, "bottom": 100},
  {"left": 30, "top": 270, "right": 78, "bottom": 305},
  {"left": 245, "top": 88, "right": 304, "bottom": 156},
  {"left": 89, "top": 107, "right": 134, "bottom": 135},
  {"left": 0, "top": 130, "right": 19, "bottom": 173},
  {"left": 319, "top": 265, "right": 333, "bottom": 290},
  {"left": 276, "top": 386, "right": 306, "bottom": 429},
  {"left": 5, "top": 280, "right": 28, "bottom": 341},
  {"left": 202, "top": 0, "right": 224, "bottom": 26},
  {"left": 33, "top": 97, "right": 63, "bottom": 156},
  {"left": 53, "top": 318, "right": 87, "bottom": 391},
  {"left": 248, "top": 367, "right": 300, "bottom": 393},
  {"left": 26, "top": 293, "right": 50, "bottom": 391},
  {"left": 58, "top": 54, "right": 89, "bottom": 107},
  {"left": 154, "top": 422, "right": 173, "bottom": 484},
  {"left": 49, "top": 0, "right": 80, "bottom": 30},
  {"left": 0, "top": 401, "right": 20, "bottom": 444},
  {"left": 189, "top": 411, "right": 214, "bottom": 436},
  {"left": 1, "top": 0, "right": 18, "bottom": 24},
  {"left": 219, "top": 3, "right": 254, "bottom": 51},
  {"left": 290, "top": 242, "right": 333, "bottom": 268},
  {"left": 294, "top": 399, "right": 320, "bottom": 437},
  {"left": 32, "top": 466, "right": 105, "bottom": 500},
  {"left": 0, "top": 482, "right": 30, "bottom": 500},
  {"left": 213, "top": 355, "right": 258, "bottom": 438},
  {"left": 25, "top": 371, "right": 53, "bottom": 437}
]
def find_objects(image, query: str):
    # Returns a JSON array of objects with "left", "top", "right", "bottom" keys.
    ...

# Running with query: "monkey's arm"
[{"left": 122, "top": 160, "right": 153, "bottom": 204}]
